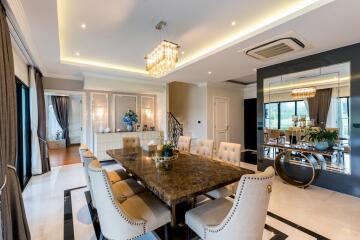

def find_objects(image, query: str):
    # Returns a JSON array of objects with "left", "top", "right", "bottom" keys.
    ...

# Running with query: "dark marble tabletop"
[{"left": 106, "top": 148, "right": 254, "bottom": 206}]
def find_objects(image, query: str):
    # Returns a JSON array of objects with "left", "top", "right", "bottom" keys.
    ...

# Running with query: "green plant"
[
  {"left": 306, "top": 128, "right": 338, "bottom": 143},
  {"left": 163, "top": 141, "right": 174, "bottom": 157}
]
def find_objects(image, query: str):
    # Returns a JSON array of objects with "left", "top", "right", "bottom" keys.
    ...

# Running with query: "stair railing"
[{"left": 167, "top": 112, "right": 183, "bottom": 147}]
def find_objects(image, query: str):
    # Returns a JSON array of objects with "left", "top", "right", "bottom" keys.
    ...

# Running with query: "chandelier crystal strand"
[
  {"left": 146, "top": 40, "right": 179, "bottom": 77},
  {"left": 291, "top": 87, "right": 316, "bottom": 99}
]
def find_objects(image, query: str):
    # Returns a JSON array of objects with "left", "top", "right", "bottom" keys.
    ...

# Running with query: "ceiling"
[{"left": 13, "top": 0, "right": 360, "bottom": 84}]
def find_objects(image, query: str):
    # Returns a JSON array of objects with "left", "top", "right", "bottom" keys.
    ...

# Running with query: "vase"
[
  {"left": 163, "top": 149, "right": 173, "bottom": 157},
  {"left": 315, "top": 141, "right": 329, "bottom": 151},
  {"left": 126, "top": 124, "right": 133, "bottom": 132}
]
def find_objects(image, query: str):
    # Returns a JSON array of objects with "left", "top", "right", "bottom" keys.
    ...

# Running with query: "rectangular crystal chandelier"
[
  {"left": 145, "top": 40, "right": 179, "bottom": 77},
  {"left": 291, "top": 87, "right": 316, "bottom": 99}
]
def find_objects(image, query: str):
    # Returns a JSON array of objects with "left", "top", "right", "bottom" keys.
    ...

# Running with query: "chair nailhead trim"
[
  {"left": 203, "top": 174, "right": 274, "bottom": 239},
  {"left": 88, "top": 166, "right": 147, "bottom": 238}
]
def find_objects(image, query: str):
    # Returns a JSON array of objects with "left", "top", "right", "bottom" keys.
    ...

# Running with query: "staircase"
[{"left": 167, "top": 112, "right": 183, "bottom": 147}]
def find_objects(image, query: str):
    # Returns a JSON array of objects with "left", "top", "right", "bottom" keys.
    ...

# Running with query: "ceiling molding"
[
  {"left": 56, "top": 0, "right": 334, "bottom": 78},
  {"left": 43, "top": 72, "right": 84, "bottom": 81},
  {"left": 3, "top": 0, "right": 43, "bottom": 70}
]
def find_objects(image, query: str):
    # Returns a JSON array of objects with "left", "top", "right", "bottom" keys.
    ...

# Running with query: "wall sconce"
[
  {"left": 144, "top": 108, "right": 152, "bottom": 119},
  {"left": 96, "top": 105, "right": 105, "bottom": 132}
]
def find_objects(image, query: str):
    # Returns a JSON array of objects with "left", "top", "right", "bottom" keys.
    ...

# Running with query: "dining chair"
[
  {"left": 185, "top": 167, "right": 275, "bottom": 240},
  {"left": 123, "top": 136, "right": 141, "bottom": 149},
  {"left": 88, "top": 160, "right": 171, "bottom": 240},
  {"left": 178, "top": 136, "right": 191, "bottom": 153},
  {"left": 82, "top": 151, "right": 144, "bottom": 208},
  {"left": 194, "top": 139, "right": 214, "bottom": 159},
  {"left": 80, "top": 147, "right": 130, "bottom": 184},
  {"left": 206, "top": 142, "right": 241, "bottom": 199}
]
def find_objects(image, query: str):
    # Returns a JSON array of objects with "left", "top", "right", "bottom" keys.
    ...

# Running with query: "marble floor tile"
[{"left": 22, "top": 162, "right": 360, "bottom": 240}]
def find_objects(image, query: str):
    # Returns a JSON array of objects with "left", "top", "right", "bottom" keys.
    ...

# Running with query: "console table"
[{"left": 94, "top": 131, "right": 162, "bottom": 161}]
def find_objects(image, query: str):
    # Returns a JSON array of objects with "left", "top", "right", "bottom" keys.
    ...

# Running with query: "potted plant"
[
  {"left": 306, "top": 128, "right": 338, "bottom": 151},
  {"left": 163, "top": 141, "right": 174, "bottom": 157},
  {"left": 123, "top": 110, "right": 138, "bottom": 132}
]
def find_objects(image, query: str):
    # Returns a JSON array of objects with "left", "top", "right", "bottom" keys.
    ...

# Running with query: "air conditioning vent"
[{"left": 245, "top": 37, "right": 305, "bottom": 61}]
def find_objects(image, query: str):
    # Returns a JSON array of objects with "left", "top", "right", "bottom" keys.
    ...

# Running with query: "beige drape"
[{"left": 0, "top": 5, "right": 31, "bottom": 240}]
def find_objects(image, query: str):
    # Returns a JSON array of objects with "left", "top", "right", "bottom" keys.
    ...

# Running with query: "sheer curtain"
[
  {"left": 48, "top": 104, "right": 63, "bottom": 140},
  {"left": 326, "top": 88, "right": 339, "bottom": 128}
]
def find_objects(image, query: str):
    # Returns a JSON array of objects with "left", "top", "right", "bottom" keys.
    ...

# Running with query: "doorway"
[
  {"left": 16, "top": 79, "right": 31, "bottom": 190},
  {"left": 45, "top": 91, "right": 84, "bottom": 167},
  {"left": 213, "top": 96, "right": 230, "bottom": 149}
]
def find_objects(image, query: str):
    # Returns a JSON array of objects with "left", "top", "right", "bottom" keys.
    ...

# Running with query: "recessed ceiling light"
[
  {"left": 75, "top": 52, "right": 80, "bottom": 56},
  {"left": 231, "top": 21, "right": 236, "bottom": 26},
  {"left": 81, "top": 23, "right": 87, "bottom": 29},
  {"left": 208, "top": 71, "right": 212, "bottom": 75},
  {"left": 181, "top": 51, "right": 185, "bottom": 55}
]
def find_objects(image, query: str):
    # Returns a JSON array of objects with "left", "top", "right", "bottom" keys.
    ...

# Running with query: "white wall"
[
  {"left": 243, "top": 83, "right": 257, "bottom": 99},
  {"left": 169, "top": 82, "right": 207, "bottom": 139},
  {"left": 68, "top": 95, "right": 82, "bottom": 144},
  {"left": 83, "top": 74, "right": 168, "bottom": 149},
  {"left": 207, "top": 83, "right": 245, "bottom": 148}
]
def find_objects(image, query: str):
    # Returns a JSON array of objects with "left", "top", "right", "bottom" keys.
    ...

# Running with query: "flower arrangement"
[{"left": 123, "top": 110, "right": 138, "bottom": 131}]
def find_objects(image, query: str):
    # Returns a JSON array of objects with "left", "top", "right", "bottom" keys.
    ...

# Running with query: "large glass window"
[
  {"left": 280, "top": 102, "right": 295, "bottom": 129},
  {"left": 264, "top": 100, "right": 309, "bottom": 129},
  {"left": 339, "top": 97, "right": 350, "bottom": 139}
]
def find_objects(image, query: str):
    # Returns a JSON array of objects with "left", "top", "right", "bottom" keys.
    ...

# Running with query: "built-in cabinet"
[{"left": 94, "top": 131, "right": 161, "bottom": 161}]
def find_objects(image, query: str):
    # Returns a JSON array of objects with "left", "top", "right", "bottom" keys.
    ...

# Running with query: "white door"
[{"left": 213, "top": 97, "right": 229, "bottom": 150}]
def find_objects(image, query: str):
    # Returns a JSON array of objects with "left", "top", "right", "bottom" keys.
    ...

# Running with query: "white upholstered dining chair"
[
  {"left": 81, "top": 151, "right": 144, "bottom": 207},
  {"left": 88, "top": 160, "right": 171, "bottom": 240},
  {"left": 80, "top": 147, "right": 129, "bottom": 184},
  {"left": 178, "top": 136, "right": 191, "bottom": 153},
  {"left": 186, "top": 167, "right": 275, "bottom": 240},
  {"left": 207, "top": 142, "right": 241, "bottom": 198},
  {"left": 194, "top": 139, "right": 214, "bottom": 159},
  {"left": 123, "top": 136, "right": 141, "bottom": 149}
]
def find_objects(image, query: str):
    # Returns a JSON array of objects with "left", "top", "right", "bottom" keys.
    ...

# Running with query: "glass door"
[{"left": 16, "top": 79, "right": 31, "bottom": 190}]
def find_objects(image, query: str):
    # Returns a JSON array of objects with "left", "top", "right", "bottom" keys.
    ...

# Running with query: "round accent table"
[{"left": 274, "top": 150, "right": 325, "bottom": 188}]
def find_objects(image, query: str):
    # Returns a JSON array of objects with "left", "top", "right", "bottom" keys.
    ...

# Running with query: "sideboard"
[{"left": 93, "top": 131, "right": 162, "bottom": 161}]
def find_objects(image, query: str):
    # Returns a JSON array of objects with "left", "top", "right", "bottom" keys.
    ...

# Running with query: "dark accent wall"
[
  {"left": 257, "top": 43, "right": 360, "bottom": 197},
  {"left": 244, "top": 98, "right": 257, "bottom": 150}
]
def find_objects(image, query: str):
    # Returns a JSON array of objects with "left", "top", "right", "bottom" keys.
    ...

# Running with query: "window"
[
  {"left": 16, "top": 79, "right": 31, "bottom": 190},
  {"left": 280, "top": 102, "right": 295, "bottom": 130},
  {"left": 339, "top": 97, "right": 350, "bottom": 138},
  {"left": 264, "top": 100, "right": 309, "bottom": 129},
  {"left": 48, "top": 104, "right": 62, "bottom": 140}
]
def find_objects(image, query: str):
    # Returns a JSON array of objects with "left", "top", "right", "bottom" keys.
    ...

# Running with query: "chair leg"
[
  {"left": 164, "top": 223, "right": 171, "bottom": 240},
  {"left": 186, "top": 225, "right": 192, "bottom": 240}
]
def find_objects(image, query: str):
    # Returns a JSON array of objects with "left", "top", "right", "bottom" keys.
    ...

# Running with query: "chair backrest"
[
  {"left": 194, "top": 139, "right": 214, "bottom": 159},
  {"left": 88, "top": 160, "right": 145, "bottom": 239},
  {"left": 82, "top": 150, "right": 97, "bottom": 207},
  {"left": 203, "top": 167, "right": 275, "bottom": 240},
  {"left": 217, "top": 142, "right": 241, "bottom": 166},
  {"left": 178, "top": 136, "right": 191, "bottom": 153},
  {"left": 268, "top": 129, "right": 280, "bottom": 139},
  {"left": 123, "top": 137, "right": 140, "bottom": 149}
]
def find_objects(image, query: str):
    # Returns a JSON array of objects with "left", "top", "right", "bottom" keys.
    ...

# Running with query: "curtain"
[
  {"left": 0, "top": 5, "right": 31, "bottom": 240},
  {"left": 35, "top": 69, "right": 50, "bottom": 173},
  {"left": 307, "top": 88, "right": 333, "bottom": 128},
  {"left": 29, "top": 67, "right": 42, "bottom": 175},
  {"left": 326, "top": 88, "right": 339, "bottom": 128},
  {"left": 51, "top": 96, "right": 70, "bottom": 146}
]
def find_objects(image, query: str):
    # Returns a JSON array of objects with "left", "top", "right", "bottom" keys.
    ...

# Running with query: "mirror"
[{"left": 263, "top": 62, "right": 351, "bottom": 175}]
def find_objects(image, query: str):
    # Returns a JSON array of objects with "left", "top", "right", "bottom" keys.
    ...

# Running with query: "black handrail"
[{"left": 167, "top": 112, "right": 183, "bottom": 147}]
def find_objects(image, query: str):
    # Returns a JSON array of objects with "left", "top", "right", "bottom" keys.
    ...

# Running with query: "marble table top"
[{"left": 107, "top": 148, "right": 254, "bottom": 206}]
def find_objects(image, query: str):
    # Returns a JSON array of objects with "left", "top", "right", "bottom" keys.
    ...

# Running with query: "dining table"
[{"left": 106, "top": 148, "right": 254, "bottom": 227}]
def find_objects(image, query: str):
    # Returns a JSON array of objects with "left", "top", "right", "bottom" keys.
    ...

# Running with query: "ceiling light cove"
[
  {"left": 60, "top": 57, "right": 148, "bottom": 75},
  {"left": 56, "top": 0, "right": 333, "bottom": 77}
]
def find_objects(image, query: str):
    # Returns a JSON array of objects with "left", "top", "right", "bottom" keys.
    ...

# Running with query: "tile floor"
[{"left": 22, "top": 162, "right": 360, "bottom": 240}]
